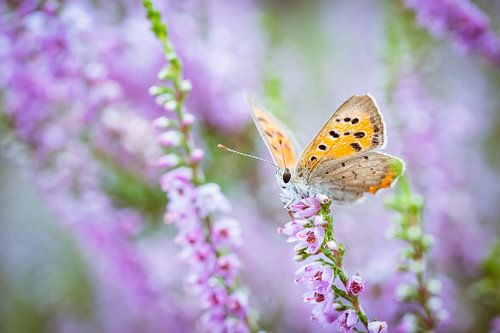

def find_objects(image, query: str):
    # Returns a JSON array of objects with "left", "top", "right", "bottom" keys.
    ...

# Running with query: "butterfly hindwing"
[
  {"left": 306, "top": 152, "right": 404, "bottom": 203},
  {"left": 295, "top": 95, "right": 385, "bottom": 180},
  {"left": 248, "top": 97, "right": 298, "bottom": 169}
]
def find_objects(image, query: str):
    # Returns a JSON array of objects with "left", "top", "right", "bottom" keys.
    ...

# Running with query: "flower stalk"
[
  {"left": 385, "top": 176, "right": 445, "bottom": 332},
  {"left": 281, "top": 195, "right": 386, "bottom": 332},
  {"left": 143, "top": 0, "right": 256, "bottom": 331}
]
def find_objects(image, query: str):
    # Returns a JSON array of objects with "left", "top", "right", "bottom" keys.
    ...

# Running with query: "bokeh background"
[{"left": 1, "top": 0, "right": 500, "bottom": 332}]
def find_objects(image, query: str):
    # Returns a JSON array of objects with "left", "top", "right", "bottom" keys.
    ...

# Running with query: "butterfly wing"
[
  {"left": 247, "top": 97, "right": 298, "bottom": 169},
  {"left": 306, "top": 152, "right": 404, "bottom": 203},
  {"left": 295, "top": 95, "right": 385, "bottom": 180}
]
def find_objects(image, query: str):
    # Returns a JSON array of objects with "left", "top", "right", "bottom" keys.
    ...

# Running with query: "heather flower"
[
  {"left": 156, "top": 154, "right": 180, "bottom": 168},
  {"left": 143, "top": 1, "right": 255, "bottom": 330},
  {"left": 281, "top": 195, "right": 383, "bottom": 330},
  {"left": 337, "top": 309, "right": 359, "bottom": 332},
  {"left": 212, "top": 218, "right": 242, "bottom": 246},
  {"left": 310, "top": 292, "right": 341, "bottom": 326},
  {"left": 346, "top": 274, "right": 365, "bottom": 296},
  {"left": 0, "top": 2, "right": 179, "bottom": 326},
  {"left": 295, "top": 262, "right": 334, "bottom": 296},
  {"left": 290, "top": 195, "right": 321, "bottom": 218},
  {"left": 277, "top": 219, "right": 306, "bottom": 240},
  {"left": 404, "top": 0, "right": 500, "bottom": 65},
  {"left": 295, "top": 226, "right": 325, "bottom": 254},
  {"left": 195, "top": 183, "right": 231, "bottom": 218},
  {"left": 158, "top": 131, "right": 181, "bottom": 147},
  {"left": 368, "top": 320, "right": 388, "bottom": 333}
]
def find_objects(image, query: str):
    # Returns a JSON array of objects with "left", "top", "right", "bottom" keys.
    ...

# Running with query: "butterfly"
[{"left": 247, "top": 94, "right": 404, "bottom": 205}]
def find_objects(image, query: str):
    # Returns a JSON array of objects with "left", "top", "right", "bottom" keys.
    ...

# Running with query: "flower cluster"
[
  {"left": 161, "top": 169, "right": 250, "bottom": 331},
  {"left": 0, "top": 2, "right": 172, "bottom": 324},
  {"left": 386, "top": 177, "right": 446, "bottom": 332},
  {"left": 404, "top": 0, "right": 500, "bottom": 65},
  {"left": 144, "top": 0, "right": 254, "bottom": 331},
  {"left": 279, "top": 195, "right": 387, "bottom": 332}
]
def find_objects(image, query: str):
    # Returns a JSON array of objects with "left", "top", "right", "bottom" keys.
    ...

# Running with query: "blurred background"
[{"left": 1, "top": 0, "right": 500, "bottom": 332}]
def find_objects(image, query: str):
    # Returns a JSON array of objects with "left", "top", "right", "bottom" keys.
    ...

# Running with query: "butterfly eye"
[{"left": 283, "top": 168, "right": 291, "bottom": 184}]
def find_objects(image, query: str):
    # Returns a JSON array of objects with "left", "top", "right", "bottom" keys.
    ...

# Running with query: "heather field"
[{"left": 1, "top": 1, "right": 500, "bottom": 332}]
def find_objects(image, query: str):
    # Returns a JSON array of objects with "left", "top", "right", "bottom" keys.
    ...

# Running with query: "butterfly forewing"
[
  {"left": 295, "top": 95, "right": 385, "bottom": 180},
  {"left": 307, "top": 152, "right": 404, "bottom": 203},
  {"left": 248, "top": 97, "right": 298, "bottom": 169}
]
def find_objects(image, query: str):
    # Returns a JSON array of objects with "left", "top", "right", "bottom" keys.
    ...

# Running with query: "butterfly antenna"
[{"left": 217, "top": 144, "right": 280, "bottom": 170}]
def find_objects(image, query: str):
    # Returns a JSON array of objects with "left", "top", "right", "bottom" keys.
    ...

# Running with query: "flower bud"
[
  {"left": 326, "top": 240, "right": 338, "bottom": 252},
  {"left": 346, "top": 274, "right": 365, "bottom": 296},
  {"left": 158, "top": 131, "right": 181, "bottom": 147},
  {"left": 156, "top": 154, "right": 180, "bottom": 168},
  {"left": 368, "top": 321, "right": 388, "bottom": 333},
  {"left": 190, "top": 148, "right": 204, "bottom": 164},
  {"left": 182, "top": 113, "right": 195, "bottom": 127},
  {"left": 148, "top": 85, "right": 163, "bottom": 96},
  {"left": 152, "top": 116, "right": 173, "bottom": 129}
]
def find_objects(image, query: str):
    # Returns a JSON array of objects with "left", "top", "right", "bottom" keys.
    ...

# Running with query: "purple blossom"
[
  {"left": 295, "top": 226, "right": 325, "bottom": 254},
  {"left": 212, "top": 218, "right": 242, "bottom": 247},
  {"left": 295, "top": 262, "right": 334, "bottom": 296},
  {"left": 368, "top": 320, "right": 388, "bottom": 333},
  {"left": 0, "top": 2, "right": 181, "bottom": 327},
  {"left": 404, "top": 0, "right": 500, "bottom": 65},
  {"left": 337, "top": 309, "right": 359, "bottom": 333},
  {"left": 290, "top": 196, "right": 322, "bottom": 218},
  {"left": 310, "top": 292, "right": 341, "bottom": 326},
  {"left": 195, "top": 183, "right": 231, "bottom": 218},
  {"left": 277, "top": 219, "right": 306, "bottom": 241},
  {"left": 346, "top": 274, "right": 365, "bottom": 296}
]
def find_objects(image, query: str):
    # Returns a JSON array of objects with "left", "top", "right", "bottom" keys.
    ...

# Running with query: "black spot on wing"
[
  {"left": 350, "top": 142, "right": 362, "bottom": 152},
  {"left": 329, "top": 130, "right": 340, "bottom": 138}
]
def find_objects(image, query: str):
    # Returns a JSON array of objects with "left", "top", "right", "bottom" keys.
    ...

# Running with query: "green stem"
[{"left": 319, "top": 202, "right": 369, "bottom": 330}]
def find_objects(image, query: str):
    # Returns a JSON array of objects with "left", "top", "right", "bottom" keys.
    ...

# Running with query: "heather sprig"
[
  {"left": 280, "top": 195, "right": 386, "bottom": 332},
  {"left": 143, "top": 1, "right": 256, "bottom": 331},
  {"left": 404, "top": 0, "right": 500, "bottom": 66},
  {"left": 385, "top": 176, "right": 445, "bottom": 332}
]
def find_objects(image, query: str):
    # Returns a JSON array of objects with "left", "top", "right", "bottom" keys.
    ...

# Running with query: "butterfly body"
[{"left": 249, "top": 95, "right": 404, "bottom": 205}]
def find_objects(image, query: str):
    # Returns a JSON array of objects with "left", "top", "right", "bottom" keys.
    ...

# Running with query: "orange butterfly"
[{"left": 246, "top": 95, "right": 404, "bottom": 205}]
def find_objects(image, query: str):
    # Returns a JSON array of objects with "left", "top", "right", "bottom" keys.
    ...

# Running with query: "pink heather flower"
[
  {"left": 295, "top": 226, "right": 325, "bottom": 254},
  {"left": 156, "top": 154, "right": 180, "bottom": 168},
  {"left": 346, "top": 274, "right": 365, "bottom": 296},
  {"left": 337, "top": 309, "right": 359, "bottom": 332},
  {"left": 311, "top": 292, "right": 341, "bottom": 327},
  {"left": 227, "top": 291, "right": 250, "bottom": 320},
  {"left": 190, "top": 148, "right": 204, "bottom": 163},
  {"left": 223, "top": 317, "right": 250, "bottom": 333},
  {"left": 152, "top": 116, "right": 172, "bottom": 129},
  {"left": 326, "top": 240, "right": 338, "bottom": 252},
  {"left": 195, "top": 183, "right": 231, "bottom": 218},
  {"left": 203, "top": 285, "right": 228, "bottom": 307},
  {"left": 277, "top": 219, "right": 306, "bottom": 241},
  {"left": 368, "top": 320, "right": 388, "bottom": 333},
  {"left": 158, "top": 131, "right": 181, "bottom": 147},
  {"left": 295, "top": 262, "right": 334, "bottom": 295},
  {"left": 290, "top": 196, "right": 321, "bottom": 218},
  {"left": 188, "top": 242, "right": 217, "bottom": 268},
  {"left": 174, "top": 228, "right": 204, "bottom": 247},
  {"left": 212, "top": 218, "right": 241, "bottom": 247},
  {"left": 216, "top": 254, "right": 240, "bottom": 283},
  {"left": 160, "top": 167, "right": 192, "bottom": 187},
  {"left": 182, "top": 113, "right": 195, "bottom": 127}
]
